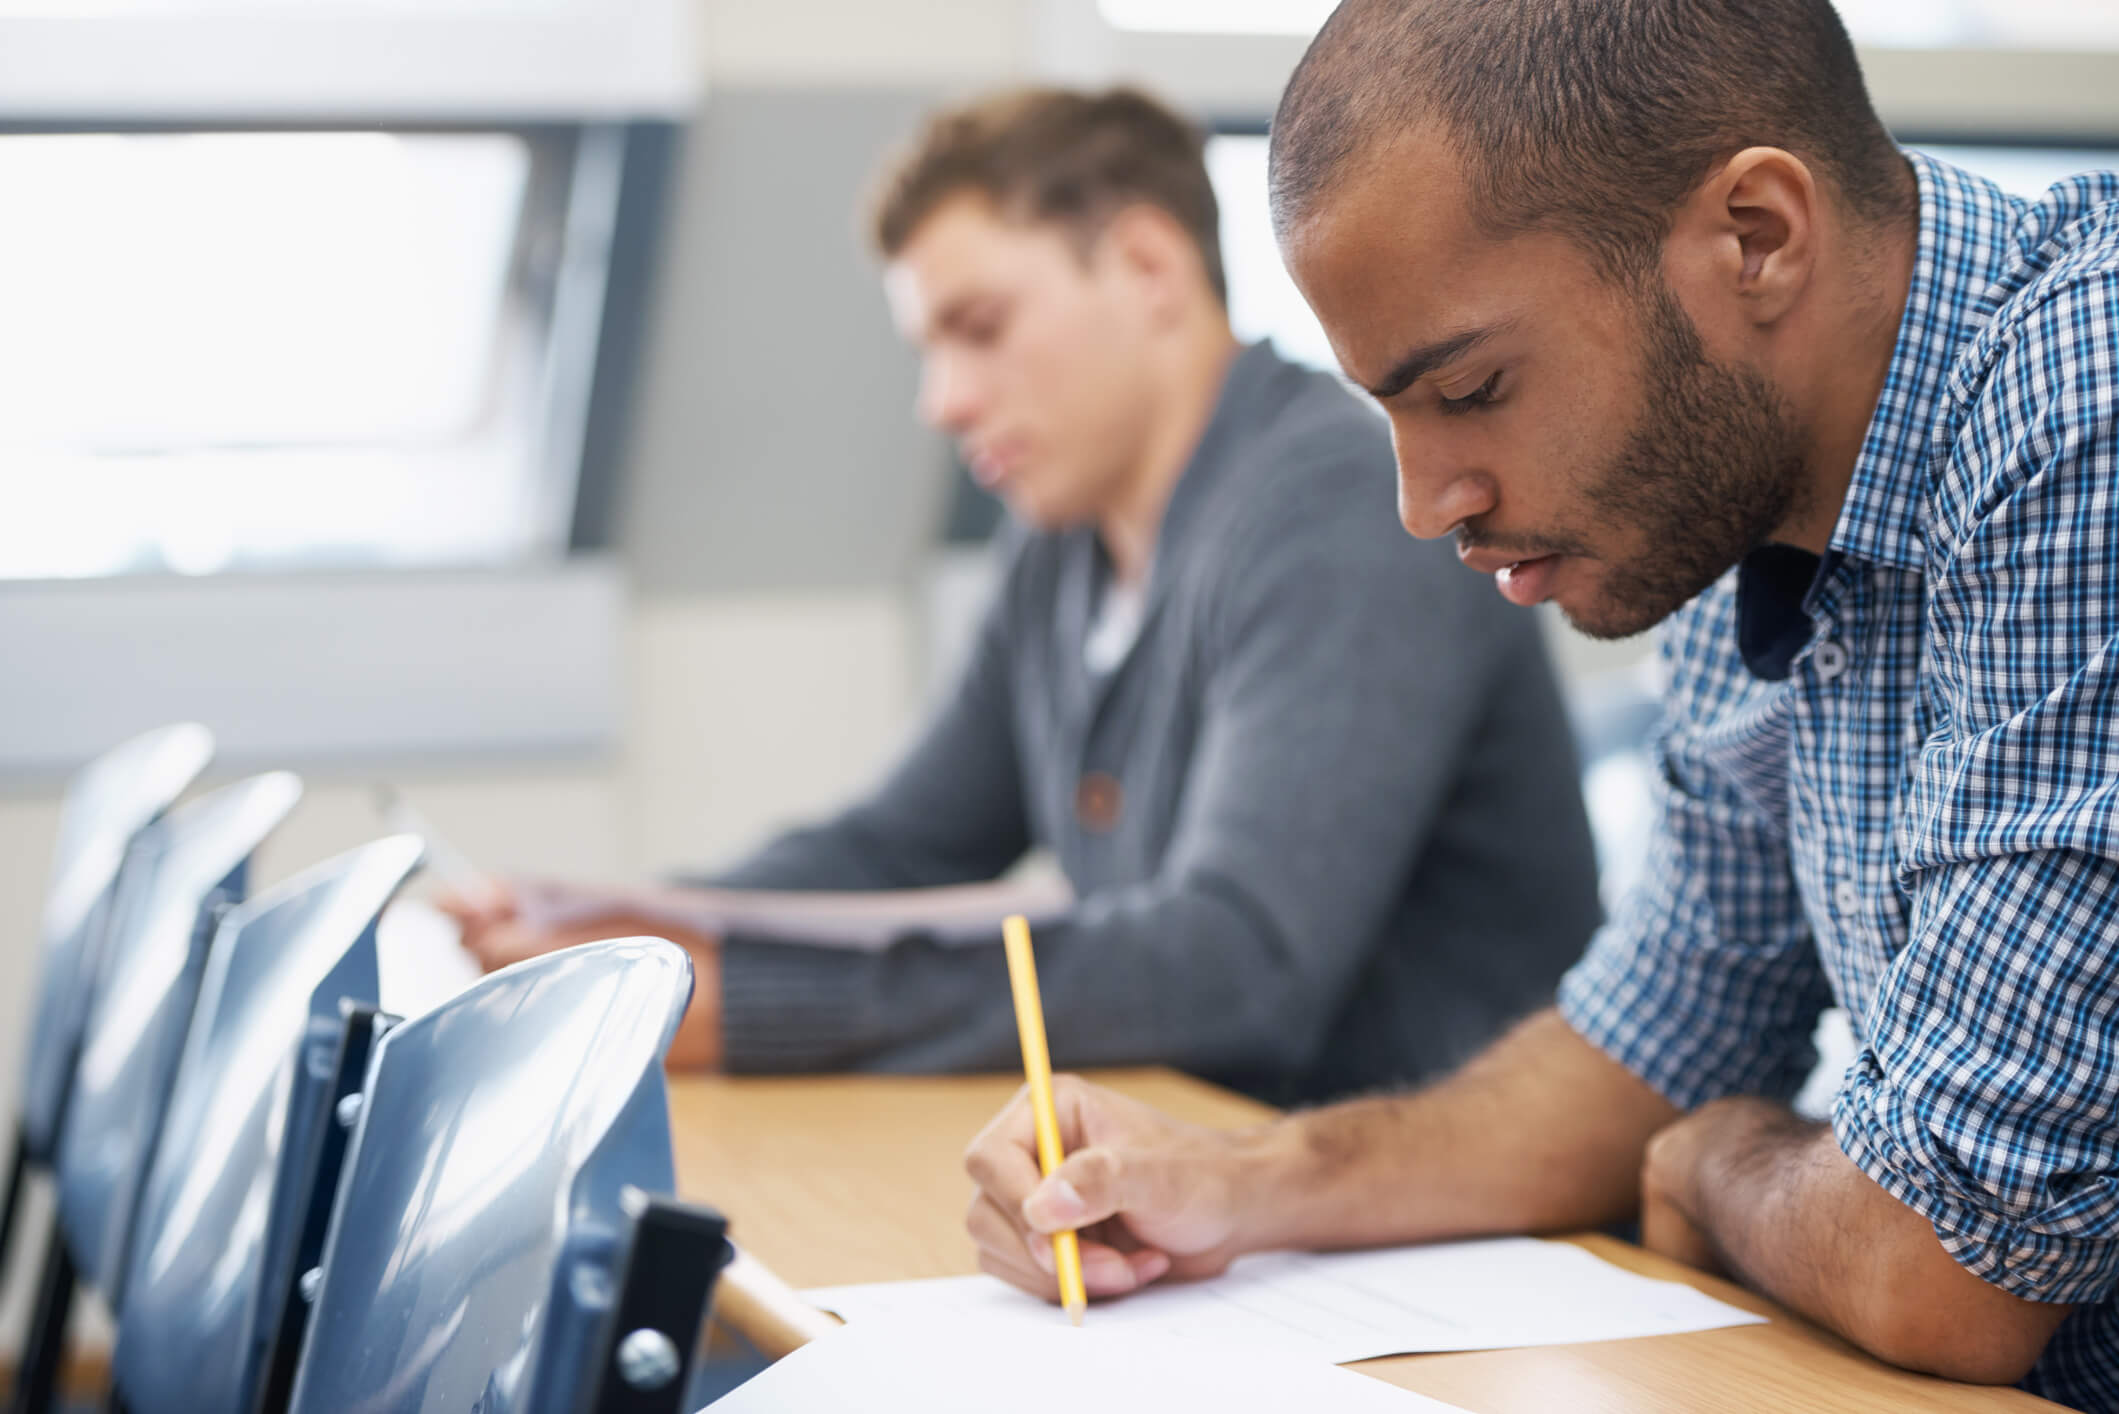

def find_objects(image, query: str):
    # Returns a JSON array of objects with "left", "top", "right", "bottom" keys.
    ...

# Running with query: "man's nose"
[
  {"left": 918, "top": 358, "right": 979, "bottom": 434},
  {"left": 1392, "top": 431, "right": 1496, "bottom": 540}
]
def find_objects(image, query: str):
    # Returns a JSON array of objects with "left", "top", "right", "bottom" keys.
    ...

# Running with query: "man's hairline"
[{"left": 882, "top": 183, "right": 1227, "bottom": 308}]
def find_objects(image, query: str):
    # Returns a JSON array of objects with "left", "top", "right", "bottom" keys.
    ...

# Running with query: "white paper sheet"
[
  {"left": 704, "top": 1318, "right": 1471, "bottom": 1412},
  {"left": 374, "top": 898, "right": 485, "bottom": 1019},
  {"left": 805, "top": 1237, "right": 1766, "bottom": 1364},
  {"left": 517, "top": 875, "right": 1075, "bottom": 952}
]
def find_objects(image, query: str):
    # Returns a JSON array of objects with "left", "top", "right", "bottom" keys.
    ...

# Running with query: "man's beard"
[{"left": 1563, "top": 280, "right": 1810, "bottom": 641}]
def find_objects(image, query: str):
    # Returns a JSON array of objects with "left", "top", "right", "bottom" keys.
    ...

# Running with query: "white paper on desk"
[
  {"left": 375, "top": 898, "right": 484, "bottom": 1019},
  {"left": 806, "top": 1237, "right": 1766, "bottom": 1364},
  {"left": 704, "top": 1318, "right": 1470, "bottom": 1412},
  {"left": 517, "top": 875, "right": 1075, "bottom": 952}
]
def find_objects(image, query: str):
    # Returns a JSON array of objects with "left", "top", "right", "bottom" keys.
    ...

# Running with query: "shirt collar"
[
  {"left": 1062, "top": 341, "right": 1288, "bottom": 659},
  {"left": 1149, "top": 339, "right": 1287, "bottom": 563},
  {"left": 1828, "top": 151, "right": 2021, "bottom": 571}
]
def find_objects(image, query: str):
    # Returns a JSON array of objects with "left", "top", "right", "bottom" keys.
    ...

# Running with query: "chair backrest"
[
  {"left": 287, "top": 938, "right": 695, "bottom": 1414},
  {"left": 112, "top": 834, "right": 424, "bottom": 1414},
  {"left": 56, "top": 770, "right": 303, "bottom": 1304},
  {"left": 19, "top": 723, "right": 213, "bottom": 1158}
]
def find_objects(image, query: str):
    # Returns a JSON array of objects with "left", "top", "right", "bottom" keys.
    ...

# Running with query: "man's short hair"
[
  {"left": 1270, "top": 0, "right": 1912, "bottom": 284},
  {"left": 871, "top": 85, "right": 1227, "bottom": 305}
]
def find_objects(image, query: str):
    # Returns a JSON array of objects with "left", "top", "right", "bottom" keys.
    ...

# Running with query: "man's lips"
[
  {"left": 1457, "top": 547, "right": 1531, "bottom": 576},
  {"left": 1457, "top": 546, "right": 1566, "bottom": 606},
  {"left": 966, "top": 444, "right": 1022, "bottom": 489}
]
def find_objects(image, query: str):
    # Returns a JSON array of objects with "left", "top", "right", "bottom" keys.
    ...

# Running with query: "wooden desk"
[{"left": 669, "top": 1069, "right": 2062, "bottom": 1413}]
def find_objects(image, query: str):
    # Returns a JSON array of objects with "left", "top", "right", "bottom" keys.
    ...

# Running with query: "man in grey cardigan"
[{"left": 452, "top": 86, "right": 1601, "bottom": 1106}]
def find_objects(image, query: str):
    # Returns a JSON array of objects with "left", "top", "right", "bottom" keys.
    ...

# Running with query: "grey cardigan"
[{"left": 709, "top": 342, "right": 1602, "bottom": 1105}]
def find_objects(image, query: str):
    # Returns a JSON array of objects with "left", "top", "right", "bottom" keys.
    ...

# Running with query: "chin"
[
  {"left": 1004, "top": 488, "right": 1093, "bottom": 533},
  {"left": 1554, "top": 585, "right": 1671, "bottom": 643}
]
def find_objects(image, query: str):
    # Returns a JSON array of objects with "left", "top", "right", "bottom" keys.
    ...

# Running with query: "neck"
[
  {"left": 1777, "top": 193, "right": 1921, "bottom": 555},
  {"left": 1098, "top": 316, "right": 1243, "bottom": 585}
]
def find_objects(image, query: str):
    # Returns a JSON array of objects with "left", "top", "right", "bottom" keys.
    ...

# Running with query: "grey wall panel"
[
  {"left": 0, "top": 563, "right": 624, "bottom": 777},
  {"left": 620, "top": 85, "right": 955, "bottom": 592}
]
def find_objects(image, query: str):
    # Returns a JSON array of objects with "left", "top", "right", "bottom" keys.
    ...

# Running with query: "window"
[
  {"left": 1205, "top": 132, "right": 1336, "bottom": 374},
  {"left": 0, "top": 124, "right": 635, "bottom": 580}
]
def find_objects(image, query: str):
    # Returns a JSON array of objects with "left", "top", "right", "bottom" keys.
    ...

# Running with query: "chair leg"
[
  {"left": 7, "top": 1221, "right": 74, "bottom": 1414},
  {"left": 0, "top": 1127, "right": 23, "bottom": 1284}
]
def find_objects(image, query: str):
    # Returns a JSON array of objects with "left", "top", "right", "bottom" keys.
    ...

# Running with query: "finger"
[
  {"left": 1073, "top": 1239, "right": 1168, "bottom": 1298},
  {"left": 971, "top": 1168, "right": 1160, "bottom": 1300},
  {"left": 964, "top": 1087, "right": 1047, "bottom": 1211},
  {"left": 1002, "top": 1219, "right": 1152, "bottom": 1301},
  {"left": 1022, "top": 1145, "right": 1134, "bottom": 1234},
  {"left": 437, "top": 885, "right": 516, "bottom": 930},
  {"left": 977, "top": 1246, "right": 1059, "bottom": 1302},
  {"left": 470, "top": 921, "right": 560, "bottom": 971},
  {"left": 1049, "top": 1073, "right": 1106, "bottom": 1147},
  {"left": 968, "top": 1193, "right": 1057, "bottom": 1296}
]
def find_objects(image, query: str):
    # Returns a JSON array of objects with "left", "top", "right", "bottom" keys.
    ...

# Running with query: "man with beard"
[
  {"left": 961, "top": 2, "right": 2119, "bottom": 1402},
  {"left": 450, "top": 87, "right": 1602, "bottom": 1107}
]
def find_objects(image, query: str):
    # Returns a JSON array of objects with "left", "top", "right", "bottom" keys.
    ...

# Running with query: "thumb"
[{"left": 1023, "top": 1147, "right": 1136, "bottom": 1233}]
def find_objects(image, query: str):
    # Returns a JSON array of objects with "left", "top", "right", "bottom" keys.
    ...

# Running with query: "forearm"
[
  {"left": 1237, "top": 1010, "right": 1679, "bottom": 1254},
  {"left": 696, "top": 809, "right": 1019, "bottom": 892},
  {"left": 1647, "top": 1098, "right": 2071, "bottom": 1384},
  {"left": 720, "top": 880, "right": 1315, "bottom": 1075}
]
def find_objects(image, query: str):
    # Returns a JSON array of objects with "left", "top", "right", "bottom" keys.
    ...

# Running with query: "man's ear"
[
  {"left": 1098, "top": 203, "right": 1207, "bottom": 326},
  {"left": 1669, "top": 145, "right": 1820, "bottom": 330}
]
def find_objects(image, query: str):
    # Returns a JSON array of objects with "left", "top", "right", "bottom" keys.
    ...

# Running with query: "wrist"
[{"left": 1225, "top": 1115, "right": 1334, "bottom": 1255}]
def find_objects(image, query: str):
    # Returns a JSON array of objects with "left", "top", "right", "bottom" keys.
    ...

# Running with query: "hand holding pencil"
[{"left": 966, "top": 929, "right": 1260, "bottom": 1308}]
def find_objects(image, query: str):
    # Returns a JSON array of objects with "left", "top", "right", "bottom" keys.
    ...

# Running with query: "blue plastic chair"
[
  {"left": 56, "top": 771, "right": 304, "bottom": 1306},
  {"left": 2, "top": 729, "right": 212, "bottom": 1414},
  {"left": 111, "top": 834, "right": 425, "bottom": 1414},
  {"left": 10, "top": 772, "right": 300, "bottom": 1414},
  {"left": 286, "top": 938, "right": 730, "bottom": 1414},
  {"left": 4, "top": 725, "right": 212, "bottom": 1274}
]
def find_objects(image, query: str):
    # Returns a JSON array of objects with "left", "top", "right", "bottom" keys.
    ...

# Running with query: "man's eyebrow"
[{"left": 1361, "top": 323, "right": 1510, "bottom": 401}]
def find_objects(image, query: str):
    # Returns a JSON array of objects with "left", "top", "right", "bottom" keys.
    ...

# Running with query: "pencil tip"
[{"left": 1067, "top": 1303, "right": 1085, "bottom": 1328}]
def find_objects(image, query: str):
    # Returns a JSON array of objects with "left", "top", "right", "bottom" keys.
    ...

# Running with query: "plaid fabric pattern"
[{"left": 1556, "top": 152, "right": 2119, "bottom": 1409}]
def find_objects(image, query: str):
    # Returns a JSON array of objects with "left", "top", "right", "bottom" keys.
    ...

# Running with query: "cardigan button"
[{"left": 1075, "top": 773, "right": 1123, "bottom": 833}]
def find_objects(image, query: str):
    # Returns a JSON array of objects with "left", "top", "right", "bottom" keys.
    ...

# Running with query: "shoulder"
[
  {"left": 1199, "top": 358, "right": 1444, "bottom": 580},
  {"left": 1961, "top": 182, "right": 2119, "bottom": 399},
  {"left": 1933, "top": 222, "right": 2119, "bottom": 553}
]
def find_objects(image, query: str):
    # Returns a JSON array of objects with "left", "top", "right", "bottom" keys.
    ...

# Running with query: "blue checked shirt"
[{"left": 1556, "top": 151, "right": 2119, "bottom": 1409}]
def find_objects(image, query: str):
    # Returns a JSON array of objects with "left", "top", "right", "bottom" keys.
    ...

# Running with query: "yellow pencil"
[{"left": 1002, "top": 913, "right": 1087, "bottom": 1326}]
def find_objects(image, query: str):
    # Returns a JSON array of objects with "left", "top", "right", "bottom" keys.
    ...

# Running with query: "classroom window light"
[
  {"left": 1100, "top": 0, "right": 2119, "bottom": 46},
  {"left": 0, "top": 126, "right": 613, "bottom": 581}
]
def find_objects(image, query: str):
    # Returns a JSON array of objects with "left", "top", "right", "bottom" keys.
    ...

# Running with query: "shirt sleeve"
[
  {"left": 1557, "top": 583, "right": 1834, "bottom": 1109},
  {"left": 1832, "top": 271, "right": 2119, "bottom": 1306},
  {"left": 719, "top": 451, "right": 1539, "bottom": 1078}
]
